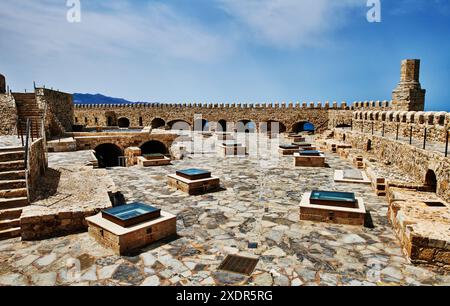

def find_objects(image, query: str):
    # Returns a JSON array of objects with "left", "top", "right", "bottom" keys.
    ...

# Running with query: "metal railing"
[
  {"left": 23, "top": 119, "right": 31, "bottom": 202},
  {"left": 338, "top": 122, "right": 449, "bottom": 157}
]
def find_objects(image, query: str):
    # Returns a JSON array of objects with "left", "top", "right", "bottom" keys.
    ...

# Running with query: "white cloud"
[
  {"left": 217, "top": 0, "right": 365, "bottom": 48},
  {"left": 0, "top": 0, "right": 231, "bottom": 62}
]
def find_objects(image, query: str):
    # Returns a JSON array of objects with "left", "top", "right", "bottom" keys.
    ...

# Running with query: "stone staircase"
[
  {"left": 0, "top": 146, "right": 28, "bottom": 240},
  {"left": 12, "top": 93, "right": 43, "bottom": 139}
]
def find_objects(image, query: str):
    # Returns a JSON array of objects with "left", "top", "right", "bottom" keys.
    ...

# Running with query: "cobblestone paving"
[{"left": 1, "top": 139, "right": 450, "bottom": 286}]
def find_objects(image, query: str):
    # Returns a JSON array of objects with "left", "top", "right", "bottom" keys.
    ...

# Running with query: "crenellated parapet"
[
  {"left": 351, "top": 110, "right": 449, "bottom": 143},
  {"left": 351, "top": 100, "right": 392, "bottom": 110},
  {"left": 73, "top": 101, "right": 355, "bottom": 110}
]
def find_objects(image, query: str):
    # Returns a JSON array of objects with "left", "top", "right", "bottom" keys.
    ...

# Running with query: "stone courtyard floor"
[{"left": 1, "top": 138, "right": 450, "bottom": 286}]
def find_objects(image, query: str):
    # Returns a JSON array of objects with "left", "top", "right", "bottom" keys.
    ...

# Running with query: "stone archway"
[
  {"left": 236, "top": 120, "right": 256, "bottom": 133},
  {"left": 140, "top": 140, "right": 168, "bottom": 155},
  {"left": 168, "top": 119, "right": 191, "bottom": 131},
  {"left": 291, "top": 121, "right": 315, "bottom": 133},
  {"left": 117, "top": 117, "right": 130, "bottom": 128},
  {"left": 260, "top": 121, "right": 287, "bottom": 134},
  {"left": 217, "top": 120, "right": 227, "bottom": 132},
  {"left": 95, "top": 143, "right": 123, "bottom": 168},
  {"left": 193, "top": 119, "right": 209, "bottom": 132},
  {"left": 425, "top": 169, "right": 437, "bottom": 193},
  {"left": 151, "top": 118, "right": 166, "bottom": 129}
]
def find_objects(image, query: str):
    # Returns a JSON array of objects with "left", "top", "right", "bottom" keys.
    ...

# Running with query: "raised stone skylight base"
[
  {"left": 168, "top": 173, "right": 221, "bottom": 195},
  {"left": 137, "top": 156, "right": 171, "bottom": 167},
  {"left": 86, "top": 210, "right": 177, "bottom": 255},
  {"left": 334, "top": 169, "right": 371, "bottom": 184},
  {"left": 293, "top": 152, "right": 326, "bottom": 167},
  {"left": 219, "top": 144, "right": 247, "bottom": 157},
  {"left": 300, "top": 192, "right": 366, "bottom": 226}
]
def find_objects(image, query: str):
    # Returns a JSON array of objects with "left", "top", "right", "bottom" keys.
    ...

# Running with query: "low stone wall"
[
  {"left": 21, "top": 166, "right": 115, "bottom": 240},
  {"left": 28, "top": 138, "right": 47, "bottom": 201},
  {"left": 21, "top": 208, "right": 105, "bottom": 241},
  {"left": 387, "top": 187, "right": 450, "bottom": 270},
  {"left": 333, "top": 129, "right": 450, "bottom": 202},
  {"left": 0, "top": 93, "right": 17, "bottom": 136}
]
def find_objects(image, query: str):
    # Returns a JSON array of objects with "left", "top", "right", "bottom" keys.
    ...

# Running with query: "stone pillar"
[
  {"left": 0, "top": 74, "right": 5, "bottom": 94},
  {"left": 392, "top": 59, "right": 426, "bottom": 111}
]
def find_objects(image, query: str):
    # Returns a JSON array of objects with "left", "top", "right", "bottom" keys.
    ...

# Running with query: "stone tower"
[
  {"left": 0, "top": 74, "right": 5, "bottom": 94},
  {"left": 392, "top": 59, "right": 426, "bottom": 111}
]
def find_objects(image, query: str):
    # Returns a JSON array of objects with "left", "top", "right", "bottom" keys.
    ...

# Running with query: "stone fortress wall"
[
  {"left": 35, "top": 88, "right": 74, "bottom": 136},
  {"left": 0, "top": 74, "right": 18, "bottom": 135},
  {"left": 74, "top": 102, "right": 345, "bottom": 133},
  {"left": 0, "top": 73, "right": 74, "bottom": 139}
]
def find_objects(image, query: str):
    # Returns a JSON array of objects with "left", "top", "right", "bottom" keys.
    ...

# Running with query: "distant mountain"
[{"left": 73, "top": 93, "right": 136, "bottom": 104}]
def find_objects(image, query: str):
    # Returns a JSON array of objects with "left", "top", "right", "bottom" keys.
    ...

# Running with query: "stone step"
[
  {"left": 0, "top": 151, "right": 25, "bottom": 162},
  {"left": 0, "top": 180, "right": 27, "bottom": 190},
  {"left": 0, "top": 227, "right": 21, "bottom": 241},
  {"left": 0, "top": 218, "right": 20, "bottom": 231},
  {"left": 0, "top": 161, "right": 25, "bottom": 172},
  {"left": 0, "top": 171, "right": 26, "bottom": 181},
  {"left": 0, "top": 208, "right": 23, "bottom": 220},
  {"left": 0, "top": 197, "right": 29, "bottom": 209},
  {"left": 0, "top": 188, "right": 28, "bottom": 198},
  {"left": 0, "top": 146, "right": 24, "bottom": 153}
]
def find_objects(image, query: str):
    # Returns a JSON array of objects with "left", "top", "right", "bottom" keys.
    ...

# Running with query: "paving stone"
[
  {"left": 141, "top": 275, "right": 160, "bottom": 286},
  {"left": 35, "top": 254, "right": 57, "bottom": 267},
  {"left": 31, "top": 272, "right": 57, "bottom": 286}
]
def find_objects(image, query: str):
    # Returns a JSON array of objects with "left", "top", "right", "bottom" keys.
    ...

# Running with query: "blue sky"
[{"left": 0, "top": 0, "right": 449, "bottom": 111}]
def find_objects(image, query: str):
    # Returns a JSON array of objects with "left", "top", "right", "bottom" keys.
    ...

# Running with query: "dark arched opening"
[
  {"left": 194, "top": 119, "right": 209, "bottom": 132},
  {"left": 118, "top": 117, "right": 130, "bottom": 128},
  {"left": 107, "top": 117, "right": 113, "bottom": 127},
  {"left": 425, "top": 170, "right": 437, "bottom": 193},
  {"left": 95, "top": 144, "right": 123, "bottom": 168},
  {"left": 292, "top": 121, "right": 315, "bottom": 133},
  {"left": 151, "top": 118, "right": 166, "bottom": 129},
  {"left": 217, "top": 120, "right": 227, "bottom": 132},
  {"left": 260, "top": 121, "right": 287, "bottom": 134},
  {"left": 140, "top": 141, "right": 168, "bottom": 155},
  {"left": 367, "top": 139, "right": 372, "bottom": 151},
  {"left": 168, "top": 120, "right": 191, "bottom": 131},
  {"left": 236, "top": 120, "right": 256, "bottom": 133}
]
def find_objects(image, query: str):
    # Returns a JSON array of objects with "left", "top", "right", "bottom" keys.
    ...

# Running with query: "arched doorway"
[
  {"left": 425, "top": 170, "right": 437, "bottom": 193},
  {"left": 151, "top": 118, "right": 166, "bottom": 129},
  {"left": 236, "top": 120, "right": 256, "bottom": 133},
  {"left": 260, "top": 121, "right": 287, "bottom": 134},
  {"left": 118, "top": 117, "right": 130, "bottom": 128},
  {"left": 217, "top": 120, "right": 227, "bottom": 132},
  {"left": 291, "top": 121, "right": 315, "bottom": 133},
  {"left": 194, "top": 119, "right": 209, "bottom": 132},
  {"left": 95, "top": 144, "right": 123, "bottom": 168},
  {"left": 140, "top": 141, "right": 168, "bottom": 155},
  {"left": 367, "top": 139, "right": 372, "bottom": 151},
  {"left": 168, "top": 120, "right": 191, "bottom": 131}
]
